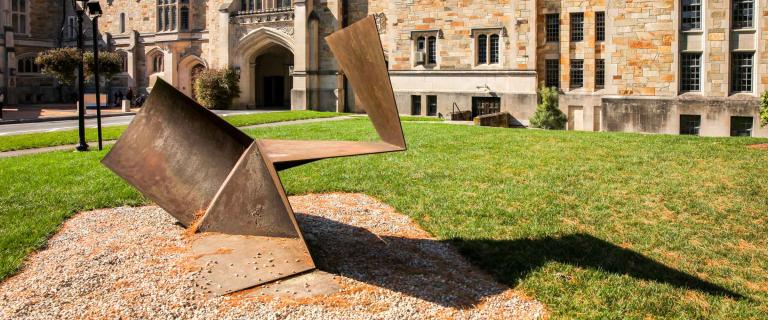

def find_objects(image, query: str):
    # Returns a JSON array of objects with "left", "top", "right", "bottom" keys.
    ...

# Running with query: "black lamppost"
[
  {"left": 86, "top": 0, "right": 103, "bottom": 150},
  {"left": 74, "top": 0, "right": 88, "bottom": 152}
]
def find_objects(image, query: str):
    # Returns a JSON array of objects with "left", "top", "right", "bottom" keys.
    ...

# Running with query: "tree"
[
  {"left": 529, "top": 86, "right": 567, "bottom": 130},
  {"left": 83, "top": 51, "right": 123, "bottom": 82},
  {"left": 35, "top": 48, "right": 81, "bottom": 85},
  {"left": 760, "top": 91, "right": 768, "bottom": 128},
  {"left": 35, "top": 48, "right": 124, "bottom": 84},
  {"left": 193, "top": 68, "right": 240, "bottom": 109}
]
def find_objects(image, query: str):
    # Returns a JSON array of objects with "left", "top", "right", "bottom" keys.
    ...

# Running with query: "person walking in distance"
[{"left": 126, "top": 88, "right": 134, "bottom": 107}]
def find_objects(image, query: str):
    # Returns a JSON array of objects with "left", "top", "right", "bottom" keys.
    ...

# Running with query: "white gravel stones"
[{"left": 0, "top": 193, "right": 545, "bottom": 320}]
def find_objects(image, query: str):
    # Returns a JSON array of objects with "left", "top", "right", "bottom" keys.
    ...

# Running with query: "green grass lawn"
[
  {"left": 1, "top": 118, "right": 767, "bottom": 318},
  {"left": 0, "top": 110, "right": 343, "bottom": 152}
]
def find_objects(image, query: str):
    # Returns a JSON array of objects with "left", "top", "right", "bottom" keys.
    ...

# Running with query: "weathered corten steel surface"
[
  {"left": 102, "top": 15, "right": 406, "bottom": 295},
  {"left": 101, "top": 80, "right": 252, "bottom": 226},
  {"left": 325, "top": 16, "right": 406, "bottom": 150}
]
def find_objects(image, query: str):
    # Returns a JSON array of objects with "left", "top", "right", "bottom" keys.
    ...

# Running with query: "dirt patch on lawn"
[
  {"left": 0, "top": 193, "right": 545, "bottom": 320},
  {"left": 748, "top": 143, "right": 768, "bottom": 150}
]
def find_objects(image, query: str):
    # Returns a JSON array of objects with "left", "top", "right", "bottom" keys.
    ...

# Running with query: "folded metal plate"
[
  {"left": 197, "top": 142, "right": 301, "bottom": 238},
  {"left": 101, "top": 80, "right": 252, "bottom": 226},
  {"left": 259, "top": 139, "right": 404, "bottom": 170},
  {"left": 325, "top": 16, "right": 406, "bottom": 150},
  {"left": 191, "top": 233, "right": 314, "bottom": 296}
]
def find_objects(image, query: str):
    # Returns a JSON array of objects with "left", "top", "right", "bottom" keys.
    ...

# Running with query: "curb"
[{"left": 0, "top": 112, "right": 137, "bottom": 125}]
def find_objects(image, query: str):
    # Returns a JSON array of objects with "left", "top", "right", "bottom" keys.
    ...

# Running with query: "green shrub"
[
  {"left": 193, "top": 68, "right": 240, "bottom": 109},
  {"left": 83, "top": 51, "right": 123, "bottom": 81},
  {"left": 529, "top": 86, "right": 567, "bottom": 130},
  {"left": 760, "top": 91, "right": 768, "bottom": 128},
  {"left": 35, "top": 48, "right": 81, "bottom": 85}
]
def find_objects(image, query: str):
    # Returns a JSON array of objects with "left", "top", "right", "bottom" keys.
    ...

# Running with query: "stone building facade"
[{"left": 0, "top": 0, "right": 766, "bottom": 137}]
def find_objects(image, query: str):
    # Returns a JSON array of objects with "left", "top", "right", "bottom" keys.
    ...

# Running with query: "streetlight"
[
  {"left": 86, "top": 0, "right": 103, "bottom": 150},
  {"left": 73, "top": 0, "right": 88, "bottom": 152}
]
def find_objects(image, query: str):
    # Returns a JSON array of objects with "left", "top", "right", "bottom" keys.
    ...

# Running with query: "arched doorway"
[
  {"left": 190, "top": 64, "right": 206, "bottom": 100},
  {"left": 178, "top": 55, "right": 206, "bottom": 98},
  {"left": 234, "top": 27, "right": 295, "bottom": 109},
  {"left": 251, "top": 45, "right": 293, "bottom": 109}
]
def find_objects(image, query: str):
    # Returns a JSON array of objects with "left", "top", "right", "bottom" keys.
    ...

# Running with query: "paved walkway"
[{"left": 0, "top": 116, "right": 354, "bottom": 158}]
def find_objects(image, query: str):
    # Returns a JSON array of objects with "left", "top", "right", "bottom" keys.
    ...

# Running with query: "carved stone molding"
[{"left": 373, "top": 13, "right": 386, "bottom": 33}]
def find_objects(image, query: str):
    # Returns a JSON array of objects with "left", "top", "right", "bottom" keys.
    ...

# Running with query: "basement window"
[
  {"left": 680, "top": 115, "right": 701, "bottom": 135},
  {"left": 730, "top": 116, "right": 753, "bottom": 137}
]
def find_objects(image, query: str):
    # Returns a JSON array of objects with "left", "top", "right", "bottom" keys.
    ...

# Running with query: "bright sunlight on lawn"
[{"left": 1, "top": 118, "right": 766, "bottom": 318}]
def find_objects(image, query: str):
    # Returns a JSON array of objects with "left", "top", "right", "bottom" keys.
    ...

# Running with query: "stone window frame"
[
  {"left": 732, "top": 0, "right": 754, "bottom": 30},
  {"left": 680, "top": 114, "right": 702, "bottom": 135},
  {"left": 117, "top": 50, "right": 129, "bottom": 74},
  {"left": 570, "top": 12, "right": 584, "bottom": 42},
  {"left": 471, "top": 28, "right": 505, "bottom": 68},
  {"left": 679, "top": 52, "right": 702, "bottom": 92},
  {"left": 730, "top": 116, "right": 754, "bottom": 136},
  {"left": 545, "top": 14, "right": 559, "bottom": 42},
  {"left": 156, "top": 0, "right": 190, "bottom": 33},
  {"left": 148, "top": 49, "right": 165, "bottom": 74},
  {"left": 426, "top": 95, "right": 437, "bottom": 117},
  {"left": 595, "top": 11, "right": 605, "bottom": 42},
  {"left": 730, "top": 51, "right": 754, "bottom": 93},
  {"left": 119, "top": 13, "right": 126, "bottom": 34},
  {"left": 545, "top": 59, "right": 560, "bottom": 89},
  {"left": 410, "top": 30, "right": 442, "bottom": 69},
  {"left": 570, "top": 59, "right": 584, "bottom": 89},
  {"left": 410, "top": 95, "right": 421, "bottom": 116},
  {"left": 10, "top": 0, "right": 29, "bottom": 35},
  {"left": 681, "top": 0, "right": 702, "bottom": 31},
  {"left": 16, "top": 54, "right": 40, "bottom": 74},
  {"left": 595, "top": 59, "right": 605, "bottom": 89},
  {"left": 66, "top": 16, "right": 77, "bottom": 40}
]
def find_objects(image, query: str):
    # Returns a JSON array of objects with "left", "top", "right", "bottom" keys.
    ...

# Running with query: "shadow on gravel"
[
  {"left": 297, "top": 214, "right": 743, "bottom": 308},
  {"left": 450, "top": 234, "right": 745, "bottom": 300},
  {"left": 297, "top": 213, "right": 508, "bottom": 309}
]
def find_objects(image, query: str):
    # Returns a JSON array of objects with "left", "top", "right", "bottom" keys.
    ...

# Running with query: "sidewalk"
[
  {"left": 0, "top": 104, "right": 137, "bottom": 124},
  {"left": 0, "top": 115, "right": 355, "bottom": 159}
]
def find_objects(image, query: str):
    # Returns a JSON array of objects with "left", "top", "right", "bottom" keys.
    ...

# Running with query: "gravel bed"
[{"left": 0, "top": 193, "right": 545, "bottom": 319}]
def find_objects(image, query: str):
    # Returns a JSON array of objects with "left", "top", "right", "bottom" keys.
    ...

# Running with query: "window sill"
[{"left": 731, "top": 28, "right": 756, "bottom": 32}]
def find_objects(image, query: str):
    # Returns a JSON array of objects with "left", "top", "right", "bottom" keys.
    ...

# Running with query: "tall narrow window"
[
  {"left": 157, "top": 0, "right": 179, "bottom": 31},
  {"left": 731, "top": 52, "right": 753, "bottom": 93},
  {"left": 411, "top": 95, "right": 422, "bottom": 115},
  {"left": 415, "top": 36, "right": 426, "bottom": 65},
  {"left": 681, "top": 0, "right": 702, "bottom": 31},
  {"left": 596, "top": 59, "right": 605, "bottom": 88},
  {"left": 570, "top": 59, "right": 584, "bottom": 89},
  {"left": 119, "top": 13, "right": 126, "bottom": 33},
  {"left": 680, "top": 53, "right": 701, "bottom": 92},
  {"left": 489, "top": 34, "right": 499, "bottom": 64},
  {"left": 67, "top": 16, "right": 76, "bottom": 40},
  {"left": 733, "top": 0, "right": 754, "bottom": 29},
  {"left": 570, "top": 13, "right": 584, "bottom": 42},
  {"left": 151, "top": 54, "right": 164, "bottom": 73},
  {"left": 477, "top": 35, "right": 487, "bottom": 64},
  {"left": 546, "top": 14, "right": 559, "bottom": 42},
  {"left": 180, "top": 7, "right": 189, "bottom": 31},
  {"left": 427, "top": 36, "right": 437, "bottom": 65},
  {"left": 546, "top": 59, "right": 560, "bottom": 89},
  {"left": 427, "top": 95, "right": 437, "bottom": 116},
  {"left": 11, "top": 0, "right": 28, "bottom": 34},
  {"left": 596, "top": 12, "right": 605, "bottom": 42}
]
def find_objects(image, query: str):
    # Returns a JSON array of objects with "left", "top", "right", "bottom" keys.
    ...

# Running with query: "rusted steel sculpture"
[{"left": 102, "top": 16, "right": 405, "bottom": 295}]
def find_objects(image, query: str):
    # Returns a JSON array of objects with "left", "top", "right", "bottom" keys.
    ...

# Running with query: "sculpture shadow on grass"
[
  {"left": 450, "top": 234, "right": 745, "bottom": 300},
  {"left": 296, "top": 214, "right": 743, "bottom": 309}
]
